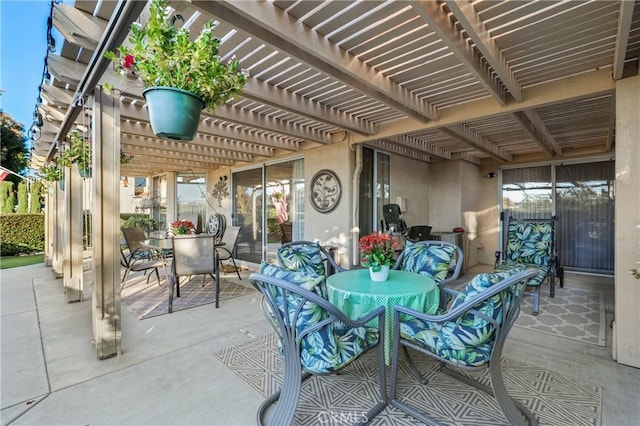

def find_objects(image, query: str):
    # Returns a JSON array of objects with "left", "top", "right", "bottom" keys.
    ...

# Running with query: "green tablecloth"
[{"left": 327, "top": 269, "right": 439, "bottom": 365}]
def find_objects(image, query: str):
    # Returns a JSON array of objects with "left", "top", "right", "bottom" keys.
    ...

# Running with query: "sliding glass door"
[
  {"left": 359, "top": 147, "right": 390, "bottom": 236},
  {"left": 232, "top": 158, "right": 304, "bottom": 265},
  {"left": 556, "top": 161, "right": 615, "bottom": 273},
  {"left": 500, "top": 160, "right": 615, "bottom": 275}
]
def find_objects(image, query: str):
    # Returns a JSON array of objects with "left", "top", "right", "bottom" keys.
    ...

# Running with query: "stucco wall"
[
  {"left": 474, "top": 166, "right": 501, "bottom": 266},
  {"left": 304, "top": 141, "right": 352, "bottom": 267},
  {"left": 429, "top": 161, "right": 462, "bottom": 232},
  {"left": 390, "top": 155, "right": 430, "bottom": 227}
]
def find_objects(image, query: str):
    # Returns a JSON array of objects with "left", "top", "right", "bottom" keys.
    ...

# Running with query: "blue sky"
[{"left": 0, "top": 0, "right": 53, "bottom": 134}]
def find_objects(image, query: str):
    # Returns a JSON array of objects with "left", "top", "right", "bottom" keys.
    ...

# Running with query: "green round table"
[{"left": 327, "top": 269, "right": 439, "bottom": 365}]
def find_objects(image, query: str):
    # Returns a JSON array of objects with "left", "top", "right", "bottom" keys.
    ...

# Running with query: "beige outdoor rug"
[
  {"left": 515, "top": 285, "right": 606, "bottom": 346},
  {"left": 214, "top": 333, "right": 602, "bottom": 426},
  {"left": 121, "top": 272, "right": 256, "bottom": 319}
]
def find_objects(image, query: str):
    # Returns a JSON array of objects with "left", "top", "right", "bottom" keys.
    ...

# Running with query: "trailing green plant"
[
  {"left": 120, "top": 150, "right": 134, "bottom": 164},
  {"left": 122, "top": 213, "right": 156, "bottom": 230},
  {"left": 104, "top": 0, "right": 248, "bottom": 113},
  {"left": 59, "top": 131, "right": 91, "bottom": 172},
  {"left": 37, "top": 165, "right": 63, "bottom": 186}
]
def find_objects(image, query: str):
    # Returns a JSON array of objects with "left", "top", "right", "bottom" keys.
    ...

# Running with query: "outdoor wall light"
[{"left": 484, "top": 172, "right": 496, "bottom": 178}]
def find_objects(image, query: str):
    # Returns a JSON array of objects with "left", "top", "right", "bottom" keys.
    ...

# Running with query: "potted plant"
[
  {"left": 105, "top": 0, "right": 249, "bottom": 141},
  {"left": 37, "top": 165, "right": 63, "bottom": 187},
  {"left": 170, "top": 219, "right": 195, "bottom": 236},
  {"left": 59, "top": 131, "right": 92, "bottom": 177},
  {"left": 120, "top": 150, "right": 134, "bottom": 164},
  {"left": 358, "top": 231, "right": 398, "bottom": 282}
]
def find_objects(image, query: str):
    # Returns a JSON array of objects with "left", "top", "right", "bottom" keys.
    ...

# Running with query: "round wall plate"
[{"left": 310, "top": 169, "right": 341, "bottom": 213}]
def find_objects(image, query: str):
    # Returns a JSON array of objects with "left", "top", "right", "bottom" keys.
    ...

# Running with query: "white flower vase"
[{"left": 369, "top": 265, "right": 390, "bottom": 282}]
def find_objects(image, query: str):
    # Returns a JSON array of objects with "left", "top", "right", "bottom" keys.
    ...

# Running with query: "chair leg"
[
  {"left": 257, "top": 353, "right": 305, "bottom": 425},
  {"left": 441, "top": 365, "right": 535, "bottom": 426},
  {"left": 532, "top": 286, "right": 540, "bottom": 316},
  {"left": 390, "top": 344, "right": 439, "bottom": 426},
  {"left": 121, "top": 268, "right": 130, "bottom": 287},
  {"left": 488, "top": 362, "right": 538, "bottom": 425},
  {"left": 402, "top": 346, "right": 429, "bottom": 384},
  {"left": 168, "top": 275, "right": 176, "bottom": 314},
  {"left": 231, "top": 257, "right": 242, "bottom": 280},
  {"left": 549, "top": 268, "right": 556, "bottom": 298},
  {"left": 218, "top": 257, "right": 227, "bottom": 276}
]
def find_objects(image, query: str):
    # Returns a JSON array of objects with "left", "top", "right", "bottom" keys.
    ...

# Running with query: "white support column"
[
  {"left": 166, "top": 171, "right": 177, "bottom": 225},
  {"left": 614, "top": 74, "right": 640, "bottom": 368},
  {"left": 52, "top": 181, "right": 64, "bottom": 277},
  {"left": 44, "top": 186, "right": 54, "bottom": 266},
  {"left": 91, "top": 87, "right": 121, "bottom": 359},
  {"left": 63, "top": 164, "right": 84, "bottom": 302}
]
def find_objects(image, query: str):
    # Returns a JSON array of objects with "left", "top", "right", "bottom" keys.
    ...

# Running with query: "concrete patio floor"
[{"left": 1, "top": 262, "right": 638, "bottom": 425}]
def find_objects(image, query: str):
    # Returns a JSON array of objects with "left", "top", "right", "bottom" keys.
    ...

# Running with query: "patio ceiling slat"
[
  {"left": 29, "top": 0, "right": 639, "bottom": 173},
  {"left": 190, "top": 0, "right": 438, "bottom": 122}
]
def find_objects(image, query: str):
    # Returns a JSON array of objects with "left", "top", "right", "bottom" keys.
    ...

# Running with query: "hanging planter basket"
[
  {"left": 143, "top": 87, "right": 205, "bottom": 141},
  {"left": 79, "top": 167, "right": 92, "bottom": 178}
]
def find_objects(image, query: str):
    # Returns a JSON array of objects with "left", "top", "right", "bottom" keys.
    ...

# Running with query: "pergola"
[{"left": 29, "top": 1, "right": 639, "bottom": 366}]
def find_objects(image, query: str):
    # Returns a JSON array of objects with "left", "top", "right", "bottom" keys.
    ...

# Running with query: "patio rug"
[
  {"left": 121, "top": 274, "right": 257, "bottom": 319},
  {"left": 515, "top": 285, "right": 606, "bottom": 346},
  {"left": 214, "top": 333, "right": 602, "bottom": 426}
]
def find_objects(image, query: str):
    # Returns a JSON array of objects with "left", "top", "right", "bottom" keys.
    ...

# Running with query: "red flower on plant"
[
  {"left": 358, "top": 231, "right": 397, "bottom": 271},
  {"left": 171, "top": 220, "right": 195, "bottom": 235},
  {"left": 123, "top": 54, "right": 135, "bottom": 69}
]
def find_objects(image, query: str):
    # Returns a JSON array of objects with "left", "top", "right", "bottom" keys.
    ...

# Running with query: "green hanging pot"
[
  {"left": 79, "top": 166, "right": 92, "bottom": 178},
  {"left": 143, "top": 87, "right": 205, "bottom": 141}
]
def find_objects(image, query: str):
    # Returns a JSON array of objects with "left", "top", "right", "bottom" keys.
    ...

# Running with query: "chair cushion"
[
  {"left": 300, "top": 322, "right": 379, "bottom": 374},
  {"left": 259, "top": 263, "right": 378, "bottom": 374},
  {"left": 506, "top": 221, "right": 553, "bottom": 266},
  {"left": 400, "top": 241, "right": 456, "bottom": 284},
  {"left": 260, "top": 262, "right": 324, "bottom": 292},
  {"left": 278, "top": 243, "right": 326, "bottom": 276},
  {"left": 399, "top": 318, "right": 492, "bottom": 367},
  {"left": 495, "top": 262, "right": 547, "bottom": 287},
  {"left": 399, "top": 270, "right": 521, "bottom": 367}
]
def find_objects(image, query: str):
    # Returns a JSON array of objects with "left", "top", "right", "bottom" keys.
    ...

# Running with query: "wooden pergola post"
[
  {"left": 44, "top": 186, "right": 54, "bottom": 267},
  {"left": 63, "top": 163, "right": 84, "bottom": 302},
  {"left": 91, "top": 87, "right": 121, "bottom": 359},
  {"left": 51, "top": 181, "right": 64, "bottom": 277}
]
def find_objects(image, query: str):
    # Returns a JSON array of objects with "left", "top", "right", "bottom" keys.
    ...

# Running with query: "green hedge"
[{"left": 0, "top": 213, "right": 45, "bottom": 256}]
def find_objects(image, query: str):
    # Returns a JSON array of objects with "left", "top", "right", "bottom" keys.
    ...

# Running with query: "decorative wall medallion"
[
  {"left": 211, "top": 175, "right": 229, "bottom": 207},
  {"left": 310, "top": 169, "right": 341, "bottom": 213}
]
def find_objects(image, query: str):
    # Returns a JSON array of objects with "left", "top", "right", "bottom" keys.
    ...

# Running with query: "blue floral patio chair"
[
  {"left": 249, "top": 264, "right": 387, "bottom": 425},
  {"left": 494, "top": 218, "right": 562, "bottom": 315},
  {"left": 392, "top": 240, "right": 463, "bottom": 309},
  {"left": 277, "top": 241, "right": 345, "bottom": 289},
  {"left": 389, "top": 268, "right": 538, "bottom": 426}
]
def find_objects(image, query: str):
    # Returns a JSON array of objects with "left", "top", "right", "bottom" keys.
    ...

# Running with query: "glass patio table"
[{"left": 327, "top": 269, "right": 439, "bottom": 365}]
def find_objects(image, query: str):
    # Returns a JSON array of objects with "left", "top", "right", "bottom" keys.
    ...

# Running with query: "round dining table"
[{"left": 327, "top": 269, "right": 439, "bottom": 365}]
